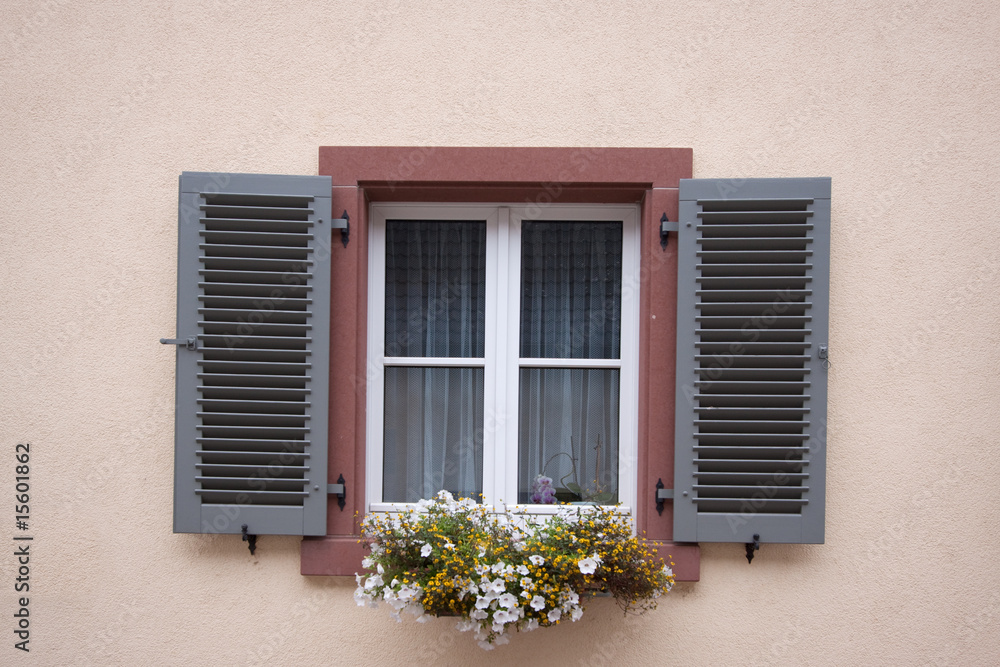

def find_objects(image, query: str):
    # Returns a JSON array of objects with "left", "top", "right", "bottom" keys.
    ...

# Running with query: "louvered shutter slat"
[
  {"left": 674, "top": 178, "right": 830, "bottom": 545},
  {"left": 172, "top": 172, "right": 331, "bottom": 536}
]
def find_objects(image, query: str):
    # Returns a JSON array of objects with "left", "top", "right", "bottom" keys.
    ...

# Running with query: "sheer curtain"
[
  {"left": 518, "top": 222, "right": 622, "bottom": 503},
  {"left": 382, "top": 221, "right": 485, "bottom": 502}
]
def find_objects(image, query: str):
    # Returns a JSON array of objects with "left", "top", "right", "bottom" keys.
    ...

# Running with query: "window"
[
  {"left": 366, "top": 204, "right": 640, "bottom": 511},
  {"left": 168, "top": 148, "right": 836, "bottom": 581}
]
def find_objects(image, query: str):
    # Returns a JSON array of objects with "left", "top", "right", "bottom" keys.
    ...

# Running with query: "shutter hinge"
[
  {"left": 655, "top": 478, "right": 674, "bottom": 515},
  {"left": 160, "top": 336, "right": 197, "bottom": 350},
  {"left": 328, "top": 210, "right": 350, "bottom": 247},
  {"left": 660, "top": 214, "right": 678, "bottom": 249},
  {"left": 327, "top": 473, "right": 347, "bottom": 511}
]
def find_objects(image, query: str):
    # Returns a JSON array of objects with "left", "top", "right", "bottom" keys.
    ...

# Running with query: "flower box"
[{"left": 354, "top": 491, "right": 674, "bottom": 650}]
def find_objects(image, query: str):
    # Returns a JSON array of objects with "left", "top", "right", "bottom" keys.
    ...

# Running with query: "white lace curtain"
[
  {"left": 382, "top": 221, "right": 485, "bottom": 502},
  {"left": 381, "top": 220, "right": 621, "bottom": 504},
  {"left": 517, "top": 222, "right": 622, "bottom": 503}
]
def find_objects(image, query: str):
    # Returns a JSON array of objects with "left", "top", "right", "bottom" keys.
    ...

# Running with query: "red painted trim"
[
  {"left": 319, "top": 146, "right": 691, "bottom": 190},
  {"left": 301, "top": 536, "right": 367, "bottom": 576},
  {"left": 303, "top": 147, "right": 696, "bottom": 579},
  {"left": 648, "top": 542, "right": 701, "bottom": 582}
]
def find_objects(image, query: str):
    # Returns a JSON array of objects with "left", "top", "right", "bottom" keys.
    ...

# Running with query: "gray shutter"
[
  {"left": 673, "top": 178, "right": 830, "bottom": 544},
  {"left": 171, "top": 172, "right": 331, "bottom": 536}
]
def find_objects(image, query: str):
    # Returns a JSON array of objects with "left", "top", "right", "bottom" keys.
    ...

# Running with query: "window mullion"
[
  {"left": 498, "top": 206, "right": 521, "bottom": 506},
  {"left": 482, "top": 207, "right": 504, "bottom": 505}
]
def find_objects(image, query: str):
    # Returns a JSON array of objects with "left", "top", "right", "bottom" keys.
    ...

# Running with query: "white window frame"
[{"left": 366, "top": 203, "right": 640, "bottom": 515}]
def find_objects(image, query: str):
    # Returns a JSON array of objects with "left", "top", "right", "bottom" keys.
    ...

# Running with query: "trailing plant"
[{"left": 354, "top": 491, "right": 674, "bottom": 650}]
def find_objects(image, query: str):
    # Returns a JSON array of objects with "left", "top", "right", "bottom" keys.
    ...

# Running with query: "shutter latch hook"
[
  {"left": 242, "top": 524, "right": 257, "bottom": 556},
  {"left": 745, "top": 533, "right": 760, "bottom": 564},
  {"left": 818, "top": 344, "right": 830, "bottom": 369},
  {"left": 160, "top": 336, "right": 197, "bottom": 350}
]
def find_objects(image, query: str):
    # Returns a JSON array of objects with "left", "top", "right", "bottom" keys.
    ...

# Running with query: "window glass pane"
[
  {"left": 518, "top": 368, "right": 619, "bottom": 504},
  {"left": 383, "top": 367, "right": 484, "bottom": 502},
  {"left": 519, "top": 221, "right": 622, "bottom": 359},
  {"left": 385, "top": 220, "right": 486, "bottom": 358}
]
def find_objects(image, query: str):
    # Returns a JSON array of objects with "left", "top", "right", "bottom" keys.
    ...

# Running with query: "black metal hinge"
[
  {"left": 329, "top": 210, "right": 350, "bottom": 247},
  {"left": 660, "top": 214, "right": 678, "bottom": 249},
  {"left": 655, "top": 478, "right": 674, "bottom": 515},
  {"left": 327, "top": 474, "right": 347, "bottom": 511}
]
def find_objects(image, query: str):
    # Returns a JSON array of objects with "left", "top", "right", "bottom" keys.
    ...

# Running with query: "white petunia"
[
  {"left": 516, "top": 564, "right": 530, "bottom": 576},
  {"left": 470, "top": 608, "right": 488, "bottom": 621},
  {"left": 577, "top": 557, "right": 598, "bottom": 575},
  {"left": 592, "top": 552, "right": 603, "bottom": 565},
  {"left": 488, "top": 578, "right": 506, "bottom": 594},
  {"left": 361, "top": 557, "right": 374, "bottom": 568},
  {"left": 475, "top": 596, "right": 491, "bottom": 609},
  {"left": 529, "top": 555, "right": 545, "bottom": 566},
  {"left": 444, "top": 541, "right": 455, "bottom": 550},
  {"left": 498, "top": 593, "right": 518, "bottom": 609},
  {"left": 420, "top": 543, "right": 433, "bottom": 558},
  {"left": 547, "top": 608, "right": 562, "bottom": 623},
  {"left": 520, "top": 576, "right": 533, "bottom": 589},
  {"left": 570, "top": 607, "right": 584, "bottom": 622},
  {"left": 530, "top": 595, "right": 546, "bottom": 611},
  {"left": 525, "top": 618, "right": 539, "bottom": 632}
]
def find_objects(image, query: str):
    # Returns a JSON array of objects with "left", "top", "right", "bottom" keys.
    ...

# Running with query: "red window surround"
[{"left": 301, "top": 147, "right": 700, "bottom": 581}]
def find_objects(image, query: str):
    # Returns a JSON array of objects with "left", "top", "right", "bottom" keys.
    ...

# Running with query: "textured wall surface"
[{"left": 1, "top": 1, "right": 998, "bottom": 665}]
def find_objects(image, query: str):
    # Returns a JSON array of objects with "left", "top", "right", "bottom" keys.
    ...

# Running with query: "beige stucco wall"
[{"left": 2, "top": 1, "right": 998, "bottom": 664}]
